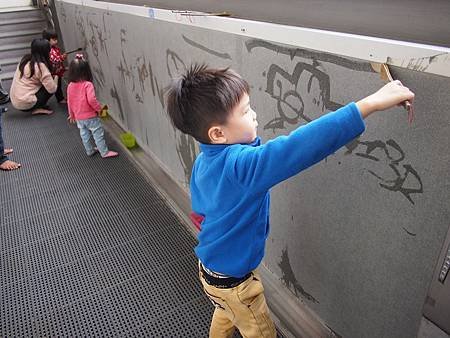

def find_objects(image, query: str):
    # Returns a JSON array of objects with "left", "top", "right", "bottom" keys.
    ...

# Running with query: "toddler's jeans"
[{"left": 76, "top": 117, "right": 108, "bottom": 156}]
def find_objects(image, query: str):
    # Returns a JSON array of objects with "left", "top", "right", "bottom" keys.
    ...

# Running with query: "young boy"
[
  {"left": 42, "top": 29, "right": 67, "bottom": 103},
  {"left": 165, "top": 64, "right": 414, "bottom": 338}
]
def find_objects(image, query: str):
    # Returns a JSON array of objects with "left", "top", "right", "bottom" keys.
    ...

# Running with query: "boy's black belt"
[{"left": 200, "top": 263, "right": 252, "bottom": 289}]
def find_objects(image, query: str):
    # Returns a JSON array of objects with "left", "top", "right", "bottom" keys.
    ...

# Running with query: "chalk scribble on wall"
[
  {"left": 247, "top": 39, "right": 423, "bottom": 204},
  {"left": 278, "top": 247, "right": 319, "bottom": 304}
]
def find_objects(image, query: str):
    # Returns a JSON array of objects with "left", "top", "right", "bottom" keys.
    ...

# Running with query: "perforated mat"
[
  {"left": 0, "top": 101, "right": 215, "bottom": 337},
  {"left": 0, "top": 101, "right": 284, "bottom": 338}
]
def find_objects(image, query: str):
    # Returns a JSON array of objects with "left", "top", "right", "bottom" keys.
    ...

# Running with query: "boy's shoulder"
[
  {"left": 194, "top": 141, "right": 257, "bottom": 170},
  {"left": 198, "top": 140, "right": 260, "bottom": 159}
]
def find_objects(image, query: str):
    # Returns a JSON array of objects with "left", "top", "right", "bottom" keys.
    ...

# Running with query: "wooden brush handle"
[
  {"left": 382, "top": 64, "right": 414, "bottom": 123},
  {"left": 65, "top": 48, "right": 83, "bottom": 54}
]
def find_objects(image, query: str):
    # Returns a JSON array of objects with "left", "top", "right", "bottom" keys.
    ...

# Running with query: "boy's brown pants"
[{"left": 199, "top": 265, "right": 276, "bottom": 338}]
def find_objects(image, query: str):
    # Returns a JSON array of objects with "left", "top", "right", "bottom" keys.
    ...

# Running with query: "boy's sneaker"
[{"left": 102, "top": 151, "right": 119, "bottom": 158}]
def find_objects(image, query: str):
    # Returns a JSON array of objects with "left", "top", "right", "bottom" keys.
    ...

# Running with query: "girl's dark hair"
[
  {"left": 18, "top": 38, "right": 52, "bottom": 79},
  {"left": 67, "top": 58, "right": 93, "bottom": 83},
  {"left": 42, "top": 29, "right": 58, "bottom": 41},
  {"left": 165, "top": 64, "right": 250, "bottom": 143}
]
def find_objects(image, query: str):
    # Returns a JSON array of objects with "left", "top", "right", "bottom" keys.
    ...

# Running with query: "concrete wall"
[{"left": 55, "top": 2, "right": 450, "bottom": 337}]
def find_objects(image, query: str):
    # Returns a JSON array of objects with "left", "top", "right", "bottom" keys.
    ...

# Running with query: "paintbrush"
[
  {"left": 371, "top": 63, "right": 414, "bottom": 124},
  {"left": 64, "top": 47, "right": 83, "bottom": 55},
  {"left": 176, "top": 10, "right": 231, "bottom": 17}
]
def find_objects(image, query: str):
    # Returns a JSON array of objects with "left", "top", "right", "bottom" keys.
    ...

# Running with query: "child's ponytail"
[{"left": 67, "top": 54, "right": 93, "bottom": 83}]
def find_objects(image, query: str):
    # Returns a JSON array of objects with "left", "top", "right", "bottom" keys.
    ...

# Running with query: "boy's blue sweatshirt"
[{"left": 191, "top": 102, "right": 365, "bottom": 277}]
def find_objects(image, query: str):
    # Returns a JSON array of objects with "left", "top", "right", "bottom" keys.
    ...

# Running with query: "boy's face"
[
  {"left": 221, "top": 93, "right": 258, "bottom": 144},
  {"left": 49, "top": 38, "right": 58, "bottom": 46}
]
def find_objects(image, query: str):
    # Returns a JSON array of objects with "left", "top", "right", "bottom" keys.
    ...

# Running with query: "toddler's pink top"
[{"left": 67, "top": 81, "right": 102, "bottom": 120}]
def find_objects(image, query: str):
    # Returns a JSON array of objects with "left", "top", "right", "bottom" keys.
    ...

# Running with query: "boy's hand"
[
  {"left": 62, "top": 53, "right": 67, "bottom": 60},
  {"left": 67, "top": 116, "right": 76, "bottom": 124},
  {"left": 357, "top": 81, "right": 415, "bottom": 119}
]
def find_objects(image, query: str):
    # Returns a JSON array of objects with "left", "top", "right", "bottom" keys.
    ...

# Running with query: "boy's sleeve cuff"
[{"left": 348, "top": 101, "right": 366, "bottom": 135}]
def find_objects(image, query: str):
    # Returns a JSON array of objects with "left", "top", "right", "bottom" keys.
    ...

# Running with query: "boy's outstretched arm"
[
  {"left": 356, "top": 80, "right": 414, "bottom": 119},
  {"left": 230, "top": 81, "right": 415, "bottom": 193}
]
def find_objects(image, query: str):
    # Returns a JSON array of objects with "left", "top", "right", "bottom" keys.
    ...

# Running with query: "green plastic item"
[{"left": 120, "top": 132, "right": 136, "bottom": 149}]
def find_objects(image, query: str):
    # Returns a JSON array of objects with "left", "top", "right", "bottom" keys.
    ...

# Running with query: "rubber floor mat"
[
  {"left": 0, "top": 102, "right": 213, "bottom": 337},
  {"left": 0, "top": 102, "right": 284, "bottom": 338}
]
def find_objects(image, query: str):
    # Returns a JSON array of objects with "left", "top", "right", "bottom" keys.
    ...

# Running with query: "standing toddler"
[
  {"left": 42, "top": 29, "right": 66, "bottom": 103},
  {"left": 67, "top": 54, "right": 118, "bottom": 158}
]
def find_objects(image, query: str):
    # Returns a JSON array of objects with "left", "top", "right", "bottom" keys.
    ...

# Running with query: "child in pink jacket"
[{"left": 67, "top": 54, "right": 118, "bottom": 158}]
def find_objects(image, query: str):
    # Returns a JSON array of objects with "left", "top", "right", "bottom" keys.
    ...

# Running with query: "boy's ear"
[{"left": 208, "top": 125, "right": 227, "bottom": 144}]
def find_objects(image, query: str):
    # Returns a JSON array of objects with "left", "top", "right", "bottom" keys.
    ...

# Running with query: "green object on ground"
[{"left": 120, "top": 132, "right": 136, "bottom": 149}]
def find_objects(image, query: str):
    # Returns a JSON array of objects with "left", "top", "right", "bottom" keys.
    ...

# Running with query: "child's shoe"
[
  {"left": 31, "top": 108, "right": 53, "bottom": 115},
  {"left": 87, "top": 147, "right": 98, "bottom": 156},
  {"left": 102, "top": 151, "right": 119, "bottom": 158}
]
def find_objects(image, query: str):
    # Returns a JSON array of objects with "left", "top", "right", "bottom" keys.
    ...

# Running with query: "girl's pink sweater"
[{"left": 67, "top": 81, "right": 102, "bottom": 120}]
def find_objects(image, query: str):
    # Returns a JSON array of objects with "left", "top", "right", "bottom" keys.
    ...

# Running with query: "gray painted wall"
[{"left": 55, "top": 2, "right": 450, "bottom": 337}]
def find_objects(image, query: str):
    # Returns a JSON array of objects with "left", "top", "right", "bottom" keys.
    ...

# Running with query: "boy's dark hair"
[
  {"left": 67, "top": 57, "right": 93, "bottom": 83},
  {"left": 18, "top": 38, "right": 51, "bottom": 79},
  {"left": 165, "top": 64, "right": 249, "bottom": 143},
  {"left": 42, "top": 29, "right": 58, "bottom": 41}
]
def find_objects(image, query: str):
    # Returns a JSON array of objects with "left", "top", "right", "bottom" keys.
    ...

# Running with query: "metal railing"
[{"left": 36, "top": 0, "right": 55, "bottom": 29}]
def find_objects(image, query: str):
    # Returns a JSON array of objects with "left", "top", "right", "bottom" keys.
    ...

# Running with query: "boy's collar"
[{"left": 200, "top": 137, "right": 261, "bottom": 156}]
